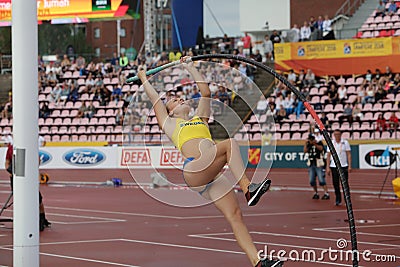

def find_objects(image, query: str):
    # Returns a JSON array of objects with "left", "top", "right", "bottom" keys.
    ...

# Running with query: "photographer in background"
[{"left": 304, "top": 134, "right": 330, "bottom": 200}]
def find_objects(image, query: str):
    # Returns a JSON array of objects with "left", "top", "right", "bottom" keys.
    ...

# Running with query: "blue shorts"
[{"left": 182, "top": 157, "right": 212, "bottom": 195}]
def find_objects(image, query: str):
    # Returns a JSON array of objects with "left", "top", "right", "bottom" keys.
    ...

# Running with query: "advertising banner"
[
  {"left": 0, "top": 145, "right": 360, "bottom": 170},
  {"left": 0, "top": 0, "right": 124, "bottom": 21},
  {"left": 291, "top": 38, "right": 392, "bottom": 60},
  {"left": 359, "top": 144, "right": 400, "bottom": 169},
  {"left": 274, "top": 37, "right": 400, "bottom": 76},
  {"left": 243, "top": 145, "right": 359, "bottom": 169}
]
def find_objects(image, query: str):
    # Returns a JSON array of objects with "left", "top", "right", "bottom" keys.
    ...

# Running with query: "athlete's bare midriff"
[{"left": 180, "top": 138, "right": 215, "bottom": 160}]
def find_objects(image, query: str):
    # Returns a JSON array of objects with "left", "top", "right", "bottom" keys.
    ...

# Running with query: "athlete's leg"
[
  {"left": 212, "top": 188, "right": 259, "bottom": 266},
  {"left": 214, "top": 138, "right": 251, "bottom": 191},
  {"left": 184, "top": 138, "right": 250, "bottom": 190}
]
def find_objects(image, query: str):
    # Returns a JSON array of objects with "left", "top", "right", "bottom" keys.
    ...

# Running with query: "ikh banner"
[{"left": 359, "top": 144, "right": 400, "bottom": 169}]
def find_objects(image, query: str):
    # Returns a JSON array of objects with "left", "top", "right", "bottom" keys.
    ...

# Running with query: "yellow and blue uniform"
[
  {"left": 173, "top": 116, "right": 213, "bottom": 194},
  {"left": 171, "top": 116, "right": 212, "bottom": 151}
]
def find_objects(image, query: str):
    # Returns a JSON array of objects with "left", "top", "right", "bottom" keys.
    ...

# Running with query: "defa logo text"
[
  {"left": 364, "top": 147, "right": 395, "bottom": 167},
  {"left": 63, "top": 149, "right": 105, "bottom": 166}
]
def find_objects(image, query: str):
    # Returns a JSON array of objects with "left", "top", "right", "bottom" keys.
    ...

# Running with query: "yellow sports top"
[{"left": 171, "top": 116, "right": 213, "bottom": 150}]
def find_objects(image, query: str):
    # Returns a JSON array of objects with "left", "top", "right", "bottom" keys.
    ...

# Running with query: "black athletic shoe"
[
  {"left": 312, "top": 193, "right": 320, "bottom": 199},
  {"left": 255, "top": 259, "right": 284, "bottom": 267},
  {"left": 39, "top": 215, "right": 45, "bottom": 232},
  {"left": 44, "top": 219, "right": 51, "bottom": 228},
  {"left": 245, "top": 178, "right": 271, "bottom": 206},
  {"left": 321, "top": 193, "right": 330, "bottom": 200}
]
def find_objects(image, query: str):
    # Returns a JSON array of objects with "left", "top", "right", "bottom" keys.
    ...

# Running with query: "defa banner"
[{"left": 359, "top": 145, "right": 400, "bottom": 169}]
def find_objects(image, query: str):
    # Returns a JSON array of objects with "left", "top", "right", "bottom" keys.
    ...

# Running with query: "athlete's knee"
[{"left": 225, "top": 206, "right": 243, "bottom": 223}]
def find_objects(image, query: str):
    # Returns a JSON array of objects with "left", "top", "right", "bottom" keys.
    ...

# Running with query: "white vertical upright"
[
  {"left": 117, "top": 19, "right": 121, "bottom": 56},
  {"left": 12, "top": 0, "right": 39, "bottom": 266}
]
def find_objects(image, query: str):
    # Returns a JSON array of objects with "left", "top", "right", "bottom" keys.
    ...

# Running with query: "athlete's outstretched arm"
[
  {"left": 181, "top": 57, "right": 211, "bottom": 121},
  {"left": 137, "top": 70, "right": 169, "bottom": 129}
]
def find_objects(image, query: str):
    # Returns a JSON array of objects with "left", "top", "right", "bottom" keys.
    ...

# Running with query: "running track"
[{"left": 0, "top": 168, "right": 399, "bottom": 267}]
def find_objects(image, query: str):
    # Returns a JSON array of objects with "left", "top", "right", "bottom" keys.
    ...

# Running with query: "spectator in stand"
[
  {"left": 320, "top": 112, "right": 331, "bottom": 129},
  {"left": 356, "top": 85, "right": 366, "bottom": 104},
  {"left": 364, "top": 84, "right": 376, "bottom": 103},
  {"left": 300, "top": 21, "right": 311, "bottom": 42},
  {"left": 110, "top": 52, "right": 119, "bottom": 67},
  {"left": 287, "top": 69, "right": 297, "bottom": 85},
  {"left": 297, "top": 69, "right": 306, "bottom": 89},
  {"left": 85, "top": 101, "right": 96, "bottom": 119},
  {"left": 262, "top": 34, "right": 274, "bottom": 61},
  {"left": 375, "top": 0, "right": 386, "bottom": 17},
  {"left": 352, "top": 104, "right": 363, "bottom": 124},
  {"left": 304, "top": 69, "right": 316, "bottom": 88},
  {"left": 270, "top": 30, "right": 282, "bottom": 44},
  {"left": 49, "top": 84, "right": 62, "bottom": 105},
  {"left": 59, "top": 84, "right": 70, "bottom": 106},
  {"left": 375, "top": 85, "right": 387, "bottom": 102},
  {"left": 291, "top": 24, "right": 300, "bottom": 42},
  {"left": 384, "top": 65, "right": 393, "bottom": 82},
  {"left": 270, "top": 30, "right": 282, "bottom": 59},
  {"left": 123, "top": 91, "right": 134, "bottom": 107},
  {"left": 365, "top": 69, "right": 373, "bottom": 84},
  {"left": 119, "top": 52, "right": 129, "bottom": 70},
  {"left": 339, "top": 104, "right": 354, "bottom": 125},
  {"left": 388, "top": 0, "right": 398, "bottom": 15},
  {"left": 217, "top": 39, "right": 226, "bottom": 54},
  {"left": 327, "top": 76, "right": 338, "bottom": 89},
  {"left": 76, "top": 102, "right": 87, "bottom": 118},
  {"left": 190, "top": 86, "right": 201, "bottom": 108},
  {"left": 76, "top": 55, "right": 86, "bottom": 76},
  {"left": 158, "top": 51, "right": 169, "bottom": 66},
  {"left": 39, "top": 101, "right": 50, "bottom": 119},
  {"left": 223, "top": 33, "right": 232, "bottom": 53},
  {"left": 376, "top": 113, "right": 387, "bottom": 132},
  {"left": 322, "top": 15, "right": 335, "bottom": 40},
  {"left": 325, "top": 83, "right": 338, "bottom": 105},
  {"left": 275, "top": 105, "right": 287, "bottom": 123},
  {"left": 85, "top": 73, "right": 96, "bottom": 93},
  {"left": 314, "top": 128, "right": 324, "bottom": 142},
  {"left": 46, "top": 70, "right": 58, "bottom": 87},
  {"left": 255, "top": 95, "right": 268, "bottom": 115},
  {"left": 294, "top": 96, "right": 304, "bottom": 119},
  {"left": 115, "top": 108, "right": 123, "bottom": 125},
  {"left": 309, "top": 16, "right": 317, "bottom": 32},
  {"left": 374, "top": 68, "right": 382, "bottom": 83},
  {"left": 60, "top": 54, "right": 71, "bottom": 72},
  {"left": 241, "top": 32, "right": 252, "bottom": 56},
  {"left": 337, "top": 84, "right": 347, "bottom": 104},
  {"left": 388, "top": 112, "right": 399, "bottom": 133},
  {"left": 216, "top": 85, "right": 230, "bottom": 111},
  {"left": 69, "top": 83, "right": 79, "bottom": 103},
  {"left": 252, "top": 49, "right": 263, "bottom": 63},
  {"left": 111, "top": 83, "right": 123, "bottom": 102},
  {"left": 1, "top": 97, "right": 11, "bottom": 120},
  {"left": 315, "top": 15, "right": 324, "bottom": 40}
]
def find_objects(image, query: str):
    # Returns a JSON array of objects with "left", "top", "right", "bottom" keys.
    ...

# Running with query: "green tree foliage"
[
  {"left": 0, "top": 27, "right": 11, "bottom": 54},
  {"left": 38, "top": 23, "right": 94, "bottom": 58},
  {"left": 0, "top": 23, "right": 94, "bottom": 59}
]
